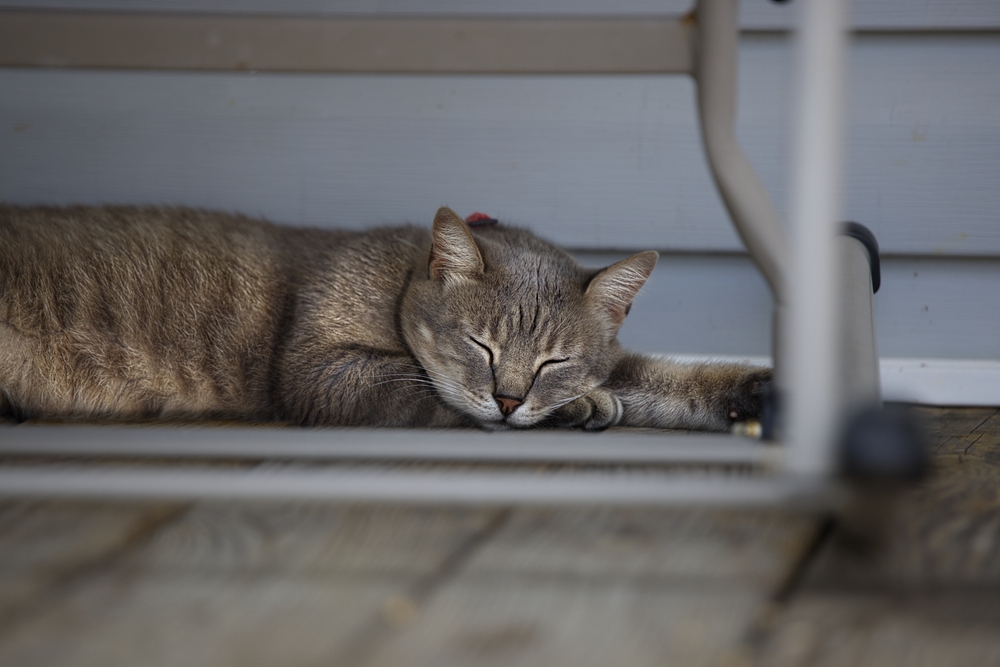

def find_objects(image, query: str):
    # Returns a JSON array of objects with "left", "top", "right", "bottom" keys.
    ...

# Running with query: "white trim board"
[
  {"left": 878, "top": 359, "right": 1000, "bottom": 407},
  {"left": 668, "top": 355, "right": 1000, "bottom": 407}
]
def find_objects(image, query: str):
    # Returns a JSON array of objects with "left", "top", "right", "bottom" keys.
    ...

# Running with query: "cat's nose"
[{"left": 494, "top": 395, "right": 524, "bottom": 417}]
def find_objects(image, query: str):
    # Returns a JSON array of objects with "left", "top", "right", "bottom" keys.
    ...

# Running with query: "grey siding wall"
[
  {"left": 1, "top": 3, "right": 998, "bottom": 362},
  {"left": 3, "top": 34, "right": 998, "bottom": 255},
  {"left": 598, "top": 254, "right": 1000, "bottom": 361}
]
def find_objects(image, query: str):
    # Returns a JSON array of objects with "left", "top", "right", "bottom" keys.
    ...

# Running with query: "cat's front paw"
[
  {"left": 721, "top": 368, "right": 771, "bottom": 424},
  {"left": 549, "top": 387, "right": 623, "bottom": 431}
]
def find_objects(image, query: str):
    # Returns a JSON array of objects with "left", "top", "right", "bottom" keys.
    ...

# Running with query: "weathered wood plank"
[
  {"left": 2, "top": 407, "right": 995, "bottom": 666},
  {"left": 122, "top": 503, "right": 500, "bottom": 576},
  {"left": 357, "top": 508, "right": 818, "bottom": 666},
  {"left": 0, "top": 503, "right": 505, "bottom": 667},
  {"left": 0, "top": 573, "right": 412, "bottom": 667},
  {"left": 460, "top": 508, "right": 815, "bottom": 583},
  {"left": 800, "top": 408, "right": 1000, "bottom": 586},
  {"left": 0, "top": 500, "right": 185, "bottom": 624},
  {"left": 755, "top": 590, "right": 1000, "bottom": 667},
  {"left": 751, "top": 406, "right": 1000, "bottom": 665},
  {"left": 366, "top": 579, "right": 767, "bottom": 667}
]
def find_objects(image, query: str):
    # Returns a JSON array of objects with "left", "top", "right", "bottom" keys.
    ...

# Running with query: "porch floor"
[{"left": 0, "top": 405, "right": 997, "bottom": 667}]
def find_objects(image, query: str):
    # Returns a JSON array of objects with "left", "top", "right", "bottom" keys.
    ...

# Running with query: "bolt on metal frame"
[{"left": 0, "top": 0, "right": 872, "bottom": 505}]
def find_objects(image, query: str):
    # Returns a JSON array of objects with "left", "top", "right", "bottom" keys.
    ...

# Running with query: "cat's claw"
[{"left": 550, "top": 387, "right": 623, "bottom": 431}]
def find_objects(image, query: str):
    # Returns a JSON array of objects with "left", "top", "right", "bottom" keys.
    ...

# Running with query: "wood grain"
[
  {"left": 2, "top": 407, "right": 999, "bottom": 666},
  {"left": 365, "top": 580, "right": 768, "bottom": 667},
  {"left": 121, "top": 503, "right": 500, "bottom": 576},
  {"left": 802, "top": 407, "right": 1000, "bottom": 585},
  {"left": 460, "top": 508, "right": 815, "bottom": 583},
  {"left": 0, "top": 574, "right": 412, "bottom": 667},
  {"left": 0, "top": 501, "right": 186, "bottom": 624},
  {"left": 753, "top": 406, "right": 1000, "bottom": 666},
  {"left": 357, "top": 508, "right": 817, "bottom": 667},
  {"left": 756, "top": 589, "right": 1000, "bottom": 667},
  {"left": 0, "top": 503, "right": 507, "bottom": 667}
]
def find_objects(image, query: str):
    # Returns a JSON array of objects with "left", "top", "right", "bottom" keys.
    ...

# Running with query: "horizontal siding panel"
[
  {"left": 1, "top": 34, "right": 999, "bottom": 254},
  {"left": 584, "top": 253, "right": 1000, "bottom": 361},
  {"left": 1, "top": 0, "right": 998, "bottom": 30}
]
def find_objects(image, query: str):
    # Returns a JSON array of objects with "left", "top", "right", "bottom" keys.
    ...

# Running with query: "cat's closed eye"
[
  {"left": 535, "top": 358, "right": 570, "bottom": 375},
  {"left": 468, "top": 336, "right": 495, "bottom": 367}
]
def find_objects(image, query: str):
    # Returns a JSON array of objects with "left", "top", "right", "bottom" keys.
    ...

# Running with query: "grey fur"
[{"left": 0, "top": 205, "right": 769, "bottom": 430}]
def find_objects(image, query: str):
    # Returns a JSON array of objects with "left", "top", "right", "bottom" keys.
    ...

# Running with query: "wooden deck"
[{"left": 0, "top": 406, "right": 998, "bottom": 666}]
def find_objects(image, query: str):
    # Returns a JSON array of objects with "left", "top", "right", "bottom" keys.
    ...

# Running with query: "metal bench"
[{"left": 0, "top": 0, "right": 912, "bottom": 508}]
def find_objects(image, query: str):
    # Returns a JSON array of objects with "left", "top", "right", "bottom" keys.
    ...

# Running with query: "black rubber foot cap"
[
  {"left": 841, "top": 406, "right": 928, "bottom": 480},
  {"left": 760, "top": 381, "right": 780, "bottom": 441}
]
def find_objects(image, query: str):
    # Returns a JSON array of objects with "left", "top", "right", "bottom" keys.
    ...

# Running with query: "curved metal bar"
[{"left": 693, "top": 0, "right": 789, "bottom": 301}]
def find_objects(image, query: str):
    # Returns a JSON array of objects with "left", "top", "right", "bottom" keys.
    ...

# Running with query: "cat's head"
[{"left": 401, "top": 207, "right": 656, "bottom": 429}]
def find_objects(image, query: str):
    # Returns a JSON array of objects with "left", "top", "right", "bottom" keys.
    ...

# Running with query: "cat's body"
[{"left": 0, "top": 204, "right": 768, "bottom": 431}]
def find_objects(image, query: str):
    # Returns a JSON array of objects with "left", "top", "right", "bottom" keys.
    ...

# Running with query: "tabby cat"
[{"left": 0, "top": 205, "right": 768, "bottom": 430}]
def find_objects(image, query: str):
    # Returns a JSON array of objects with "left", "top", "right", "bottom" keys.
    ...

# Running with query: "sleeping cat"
[{"left": 0, "top": 204, "right": 768, "bottom": 431}]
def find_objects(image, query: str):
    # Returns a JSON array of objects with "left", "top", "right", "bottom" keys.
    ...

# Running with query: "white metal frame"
[
  {"left": 0, "top": 0, "right": 869, "bottom": 505},
  {"left": 0, "top": 426, "right": 777, "bottom": 466},
  {"left": 0, "top": 465, "right": 847, "bottom": 508}
]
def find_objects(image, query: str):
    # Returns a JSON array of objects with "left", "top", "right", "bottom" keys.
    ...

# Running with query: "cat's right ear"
[
  {"left": 429, "top": 207, "right": 485, "bottom": 284},
  {"left": 586, "top": 251, "right": 658, "bottom": 329}
]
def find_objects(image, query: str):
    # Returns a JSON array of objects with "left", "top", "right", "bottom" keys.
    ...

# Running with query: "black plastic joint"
[{"left": 841, "top": 221, "right": 881, "bottom": 293}]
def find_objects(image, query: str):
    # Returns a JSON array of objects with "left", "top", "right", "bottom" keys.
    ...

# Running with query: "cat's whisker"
[
  {"left": 369, "top": 374, "right": 462, "bottom": 404},
  {"left": 386, "top": 388, "right": 443, "bottom": 403},
  {"left": 387, "top": 366, "right": 428, "bottom": 375},
  {"left": 372, "top": 373, "right": 468, "bottom": 395},
  {"left": 428, "top": 377, "right": 472, "bottom": 398},
  {"left": 371, "top": 375, "right": 438, "bottom": 388},
  {"left": 385, "top": 388, "right": 440, "bottom": 402},
  {"left": 419, "top": 373, "right": 469, "bottom": 396},
  {"left": 375, "top": 377, "right": 437, "bottom": 390},
  {"left": 433, "top": 385, "right": 469, "bottom": 407},
  {"left": 550, "top": 392, "right": 587, "bottom": 410},
  {"left": 380, "top": 369, "right": 456, "bottom": 388},
  {"left": 433, "top": 385, "right": 465, "bottom": 401}
]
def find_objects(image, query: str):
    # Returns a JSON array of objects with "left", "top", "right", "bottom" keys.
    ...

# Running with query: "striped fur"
[{"left": 0, "top": 205, "right": 768, "bottom": 430}]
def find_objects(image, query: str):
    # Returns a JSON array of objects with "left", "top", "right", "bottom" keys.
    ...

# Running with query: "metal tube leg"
[
  {"left": 839, "top": 235, "right": 881, "bottom": 413},
  {"left": 784, "top": 0, "right": 852, "bottom": 476}
]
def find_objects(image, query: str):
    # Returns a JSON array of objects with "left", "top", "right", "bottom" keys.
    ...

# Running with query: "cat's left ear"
[
  {"left": 586, "top": 251, "right": 658, "bottom": 328},
  {"left": 429, "top": 207, "right": 485, "bottom": 284}
]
